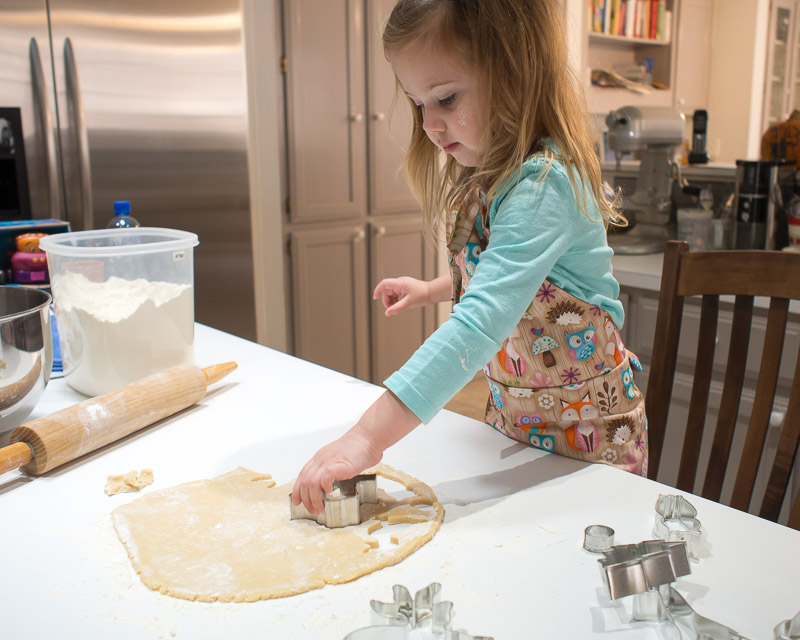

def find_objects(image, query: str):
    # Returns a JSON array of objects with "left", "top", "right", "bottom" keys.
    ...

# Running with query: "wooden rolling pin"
[{"left": 0, "top": 362, "right": 237, "bottom": 476}]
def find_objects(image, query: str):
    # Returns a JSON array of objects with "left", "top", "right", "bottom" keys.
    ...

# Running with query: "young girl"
[{"left": 292, "top": 0, "right": 646, "bottom": 515}]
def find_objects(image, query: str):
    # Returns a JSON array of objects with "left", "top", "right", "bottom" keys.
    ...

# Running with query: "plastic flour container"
[{"left": 39, "top": 228, "right": 199, "bottom": 396}]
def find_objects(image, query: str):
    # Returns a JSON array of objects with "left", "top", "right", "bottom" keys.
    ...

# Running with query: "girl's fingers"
[
  {"left": 385, "top": 296, "right": 410, "bottom": 316},
  {"left": 373, "top": 279, "right": 398, "bottom": 299}
]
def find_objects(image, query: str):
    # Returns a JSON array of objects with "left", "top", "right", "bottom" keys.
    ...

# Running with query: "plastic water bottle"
[{"left": 106, "top": 201, "right": 140, "bottom": 229}]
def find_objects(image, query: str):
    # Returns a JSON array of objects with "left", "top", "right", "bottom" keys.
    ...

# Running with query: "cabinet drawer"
[{"left": 632, "top": 294, "right": 800, "bottom": 389}]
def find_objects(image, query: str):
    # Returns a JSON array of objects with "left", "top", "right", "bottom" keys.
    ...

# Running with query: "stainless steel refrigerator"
[{"left": 0, "top": 0, "right": 256, "bottom": 340}]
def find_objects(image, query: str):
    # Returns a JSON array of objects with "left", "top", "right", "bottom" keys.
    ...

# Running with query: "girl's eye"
[{"left": 439, "top": 94, "right": 455, "bottom": 107}]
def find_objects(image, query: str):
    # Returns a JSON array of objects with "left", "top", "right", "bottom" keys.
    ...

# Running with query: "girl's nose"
[{"left": 422, "top": 111, "right": 445, "bottom": 134}]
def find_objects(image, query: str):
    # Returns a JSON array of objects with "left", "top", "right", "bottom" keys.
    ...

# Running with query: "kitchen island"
[{"left": 1, "top": 324, "right": 798, "bottom": 638}]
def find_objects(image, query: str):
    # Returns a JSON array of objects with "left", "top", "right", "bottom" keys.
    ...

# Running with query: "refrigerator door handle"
[
  {"left": 64, "top": 37, "right": 94, "bottom": 231},
  {"left": 29, "top": 38, "right": 63, "bottom": 220}
]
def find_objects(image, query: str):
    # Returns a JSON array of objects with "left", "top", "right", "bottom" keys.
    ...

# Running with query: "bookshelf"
[
  {"left": 584, "top": 0, "right": 678, "bottom": 114},
  {"left": 588, "top": 32, "right": 670, "bottom": 46}
]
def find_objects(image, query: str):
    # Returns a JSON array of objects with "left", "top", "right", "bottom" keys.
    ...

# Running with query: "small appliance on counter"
[
  {"left": 688, "top": 109, "right": 709, "bottom": 165},
  {"left": 605, "top": 106, "right": 686, "bottom": 254},
  {"left": 733, "top": 160, "right": 795, "bottom": 250}
]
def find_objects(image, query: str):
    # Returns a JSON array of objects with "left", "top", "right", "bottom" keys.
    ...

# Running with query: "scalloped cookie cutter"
[
  {"left": 598, "top": 540, "right": 691, "bottom": 600},
  {"left": 289, "top": 473, "right": 378, "bottom": 528}
]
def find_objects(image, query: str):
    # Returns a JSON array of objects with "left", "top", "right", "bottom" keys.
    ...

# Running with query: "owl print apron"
[{"left": 447, "top": 183, "right": 648, "bottom": 476}]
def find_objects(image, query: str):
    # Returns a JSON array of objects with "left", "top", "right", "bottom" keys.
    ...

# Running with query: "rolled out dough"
[{"left": 111, "top": 464, "right": 444, "bottom": 602}]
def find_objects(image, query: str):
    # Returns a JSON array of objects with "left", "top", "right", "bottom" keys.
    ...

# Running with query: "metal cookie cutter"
[
  {"left": 583, "top": 524, "right": 615, "bottom": 553},
  {"left": 631, "top": 584, "right": 749, "bottom": 639},
  {"left": 341, "top": 583, "right": 494, "bottom": 640},
  {"left": 598, "top": 540, "right": 691, "bottom": 600},
  {"left": 289, "top": 473, "right": 378, "bottom": 528},
  {"left": 775, "top": 609, "right": 800, "bottom": 640},
  {"left": 654, "top": 494, "right": 702, "bottom": 559}
]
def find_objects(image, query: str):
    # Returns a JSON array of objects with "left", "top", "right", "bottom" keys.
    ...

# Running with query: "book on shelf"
[{"left": 624, "top": 0, "right": 635, "bottom": 37}]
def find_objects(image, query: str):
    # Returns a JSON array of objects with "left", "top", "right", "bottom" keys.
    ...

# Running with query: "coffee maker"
[
  {"left": 605, "top": 106, "right": 686, "bottom": 254},
  {"left": 733, "top": 160, "right": 795, "bottom": 250}
]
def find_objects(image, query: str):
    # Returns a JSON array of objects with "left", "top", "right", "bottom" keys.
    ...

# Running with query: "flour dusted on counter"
[{"left": 51, "top": 271, "right": 194, "bottom": 396}]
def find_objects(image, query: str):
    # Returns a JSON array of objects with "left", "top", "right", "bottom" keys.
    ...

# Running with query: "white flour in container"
[{"left": 51, "top": 271, "right": 194, "bottom": 396}]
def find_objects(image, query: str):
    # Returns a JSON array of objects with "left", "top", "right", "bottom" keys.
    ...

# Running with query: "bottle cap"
[{"left": 113, "top": 201, "right": 131, "bottom": 215}]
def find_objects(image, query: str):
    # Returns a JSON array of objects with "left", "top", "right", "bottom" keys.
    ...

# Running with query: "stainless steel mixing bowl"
[{"left": 0, "top": 286, "right": 52, "bottom": 433}]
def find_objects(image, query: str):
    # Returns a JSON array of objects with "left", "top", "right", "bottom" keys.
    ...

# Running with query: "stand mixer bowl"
[{"left": 0, "top": 286, "right": 52, "bottom": 433}]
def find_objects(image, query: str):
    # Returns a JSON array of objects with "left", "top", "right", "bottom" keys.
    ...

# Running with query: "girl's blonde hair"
[{"left": 383, "top": 0, "right": 623, "bottom": 233}]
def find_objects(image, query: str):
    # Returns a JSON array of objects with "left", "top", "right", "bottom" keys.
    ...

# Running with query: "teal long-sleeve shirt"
[{"left": 384, "top": 155, "right": 624, "bottom": 424}]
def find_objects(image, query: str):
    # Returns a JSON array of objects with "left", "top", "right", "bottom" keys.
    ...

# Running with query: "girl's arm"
[
  {"left": 291, "top": 390, "right": 420, "bottom": 514},
  {"left": 373, "top": 274, "right": 451, "bottom": 316}
]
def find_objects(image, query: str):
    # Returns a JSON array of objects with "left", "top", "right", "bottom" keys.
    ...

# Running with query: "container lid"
[{"left": 38, "top": 227, "right": 198, "bottom": 257}]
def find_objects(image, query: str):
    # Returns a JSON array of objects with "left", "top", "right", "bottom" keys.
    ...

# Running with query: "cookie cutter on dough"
[
  {"left": 598, "top": 540, "right": 691, "bottom": 600},
  {"left": 289, "top": 473, "right": 378, "bottom": 528},
  {"left": 341, "top": 583, "right": 494, "bottom": 640},
  {"left": 654, "top": 494, "right": 702, "bottom": 559}
]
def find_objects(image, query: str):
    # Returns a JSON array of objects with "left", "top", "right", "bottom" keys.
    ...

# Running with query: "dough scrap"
[
  {"left": 111, "top": 464, "right": 444, "bottom": 602},
  {"left": 105, "top": 469, "right": 154, "bottom": 496}
]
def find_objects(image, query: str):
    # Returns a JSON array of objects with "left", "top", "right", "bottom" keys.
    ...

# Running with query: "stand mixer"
[{"left": 605, "top": 106, "right": 686, "bottom": 254}]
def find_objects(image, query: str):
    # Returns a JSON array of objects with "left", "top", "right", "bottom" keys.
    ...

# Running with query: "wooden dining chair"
[{"left": 646, "top": 240, "right": 800, "bottom": 529}]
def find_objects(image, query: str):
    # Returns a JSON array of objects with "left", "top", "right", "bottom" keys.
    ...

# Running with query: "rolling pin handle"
[
  {"left": 0, "top": 441, "right": 34, "bottom": 475},
  {"left": 201, "top": 362, "right": 238, "bottom": 386}
]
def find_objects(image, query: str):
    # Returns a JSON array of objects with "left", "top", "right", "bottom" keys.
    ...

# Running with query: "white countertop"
[
  {"left": 612, "top": 251, "right": 666, "bottom": 292},
  {"left": 602, "top": 161, "right": 737, "bottom": 181},
  {"left": 1, "top": 324, "right": 799, "bottom": 639}
]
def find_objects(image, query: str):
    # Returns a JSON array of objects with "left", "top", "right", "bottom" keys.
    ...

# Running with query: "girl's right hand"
[{"left": 373, "top": 277, "right": 430, "bottom": 316}]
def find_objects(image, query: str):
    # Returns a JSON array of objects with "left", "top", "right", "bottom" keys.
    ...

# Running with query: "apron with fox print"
[{"left": 447, "top": 183, "right": 648, "bottom": 476}]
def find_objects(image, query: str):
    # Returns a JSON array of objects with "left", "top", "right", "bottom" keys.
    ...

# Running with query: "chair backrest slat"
[
  {"left": 676, "top": 294, "right": 718, "bottom": 492},
  {"left": 760, "top": 342, "right": 800, "bottom": 522},
  {"left": 646, "top": 242, "right": 688, "bottom": 478},
  {"left": 702, "top": 295, "right": 753, "bottom": 501},
  {"left": 730, "top": 297, "right": 789, "bottom": 511},
  {"left": 676, "top": 250, "right": 800, "bottom": 299}
]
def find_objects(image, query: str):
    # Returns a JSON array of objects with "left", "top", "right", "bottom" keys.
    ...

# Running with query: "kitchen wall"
[
  {"left": 243, "top": 0, "right": 287, "bottom": 350},
  {"left": 707, "top": 0, "right": 769, "bottom": 163}
]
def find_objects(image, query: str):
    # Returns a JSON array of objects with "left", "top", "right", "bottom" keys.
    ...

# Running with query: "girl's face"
[{"left": 388, "top": 41, "right": 486, "bottom": 168}]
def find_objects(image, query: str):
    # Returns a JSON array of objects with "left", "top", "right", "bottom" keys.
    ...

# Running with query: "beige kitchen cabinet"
[
  {"left": 282, "top": 0, "right": 436, "bottom": 383},
  {"left": 369, "top": 217, "right": 437, "bottom": 384},
  {"left": 289, "top": 224, "right": 370, "bottom": 379}
]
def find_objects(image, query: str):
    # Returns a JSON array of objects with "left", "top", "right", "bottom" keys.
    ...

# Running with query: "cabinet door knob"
[
  {"left": 349, "top": 112, "right": 364, "bottom": 123},
  {"left": 374, "top": 226, "right": 387, "bottom": 237},
  {"left": 371, "top": 112, "right": 386, "bottom": 121},
  {"left": 352, "top": 228, "right": 366, "bottom": 242}
]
